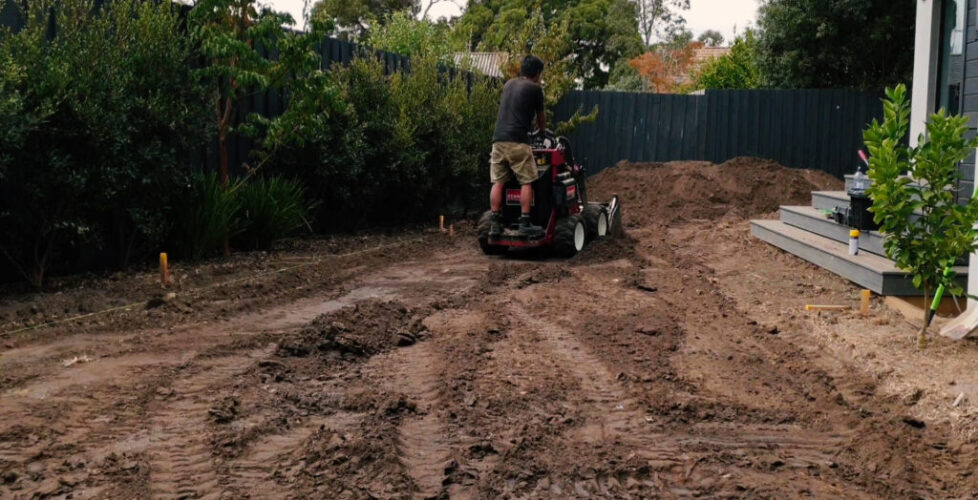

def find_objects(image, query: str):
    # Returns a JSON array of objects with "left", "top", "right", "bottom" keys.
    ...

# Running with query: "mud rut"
[{"left": 2, "top": 221, "right": 978, "bottom": 499}]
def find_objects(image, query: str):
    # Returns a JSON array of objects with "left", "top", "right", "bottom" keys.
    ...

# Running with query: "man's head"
[{"left": 520, "top": 55, "right": 544, "bottom": 82}]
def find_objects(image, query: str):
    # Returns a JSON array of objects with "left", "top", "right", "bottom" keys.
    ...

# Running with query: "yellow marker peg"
[{"left": 159, "top": 252, "right": 169, "bottom": 287}]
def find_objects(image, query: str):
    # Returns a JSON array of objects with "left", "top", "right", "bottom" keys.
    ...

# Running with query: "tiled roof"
[
  {"left": 453, "top": 52, "right": 506, "bottom": 78},
  {"left": 693, "top": 47, "right": 732, "bottom": 64}
]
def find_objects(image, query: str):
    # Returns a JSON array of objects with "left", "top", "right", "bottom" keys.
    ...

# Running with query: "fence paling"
[{"left": 555, "top": 88, "right": 887, "bottom": 182}]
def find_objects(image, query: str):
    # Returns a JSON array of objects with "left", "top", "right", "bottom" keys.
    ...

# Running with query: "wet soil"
[{"left": 3, "top": 158, "right": 978, "bottom": 499}]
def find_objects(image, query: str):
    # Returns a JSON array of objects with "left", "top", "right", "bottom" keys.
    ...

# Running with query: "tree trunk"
[
  {"left": 31, "top": 236, "right": 51, "bottom": 291},
  {"left": 219, "top": 127, "right": 229, "bottom": 187},
  {"left": 218, "top": 103, "right": 231, "bottom": 257},
  {"left": 917, "top": 321, "right": 928, "bottom": 349}
]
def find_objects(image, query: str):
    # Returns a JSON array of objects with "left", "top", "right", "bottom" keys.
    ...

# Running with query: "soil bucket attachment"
[{"left": 598, "top": 195, "right": 622, "bottom": 237}]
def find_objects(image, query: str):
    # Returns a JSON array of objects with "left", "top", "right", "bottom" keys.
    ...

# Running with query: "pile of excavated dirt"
[
  {"left": 277, "top": 300, "right": 429, "bottom": 359},
  {"left": 589, "top": 157, "right": 843, "bottom": 225}
]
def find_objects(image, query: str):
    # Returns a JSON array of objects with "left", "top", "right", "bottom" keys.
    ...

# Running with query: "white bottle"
[
  {"left": 851, "top": 169, "right": 869, "bottom": 194},
  {"left": 849, "top": 229, "right": 860, "bottom": 255}
]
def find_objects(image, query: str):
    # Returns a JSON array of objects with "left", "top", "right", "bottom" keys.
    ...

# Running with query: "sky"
[{"left": 263, "top": 0, "right": 762, "bottom": 45}]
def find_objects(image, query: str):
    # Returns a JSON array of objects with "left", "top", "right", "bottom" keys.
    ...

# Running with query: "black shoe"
[
  {"left": 518, "top": 215, "right": 544, "bottom": 238},
  {"left": 489, "top": 213, "right": 503, "bottom": 237}
]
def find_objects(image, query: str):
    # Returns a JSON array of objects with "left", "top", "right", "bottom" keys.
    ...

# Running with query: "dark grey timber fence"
[{"left": 554, "top": 89, "right": 885, "bottom": 179}]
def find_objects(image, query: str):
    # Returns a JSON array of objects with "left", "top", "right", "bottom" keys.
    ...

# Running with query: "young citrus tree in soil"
[{"left": 864, "top": 84, "right": 978, "bottom": 348}]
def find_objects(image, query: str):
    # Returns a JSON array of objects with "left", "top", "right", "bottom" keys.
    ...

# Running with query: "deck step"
[
  {"left": 811, "top": 191, "right": 850, "bottom": 211},
  {"left": 750, "top": 219, "right": 967, "bottom": 296},
  {"left": 780, "top": 205, "right": 886, "bottom": 257}
]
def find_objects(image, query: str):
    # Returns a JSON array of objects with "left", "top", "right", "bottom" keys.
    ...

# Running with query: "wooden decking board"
[
  {"left": 779, "top": 205, "right": 887, "bottom": 257},
  {"left": 811, "top": 191, "right": 849, "bottom": 211},
  {"left": 750, "top": 219, "right": 968, "bottom": 296}
]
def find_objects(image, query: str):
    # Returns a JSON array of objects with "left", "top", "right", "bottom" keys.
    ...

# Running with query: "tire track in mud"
[
  {"left": 0, "top": 246, "right": 488, "bottom": 498},
  {"left": 380, "top": 342, "right": 453, "bottom": 498},
  {"left": 508, "top": 302, "right": 687, "bottom": 497},
  {"left": 637, "top": 226, "right": 961, "bottom": 498},
  {"left": 508, "top": 273, "right": 864, "bottom": 497},
  {"left": 221, "top": 411, "right": 363, "bottom": 498},
  {"left": 146, "top": 348, "right": 272, "bottom": 500},
  {"left": 358, "top": 310, "right": 489, "bottom": 498},
  {"left": 0, "top": 278, "right": 424, "bottom": 497},
  {"left": 484, "top": 301, "right": 675, "bottom": 498},
  {"left": 511, "top": 305, "right": 654, "bottom": 446}
]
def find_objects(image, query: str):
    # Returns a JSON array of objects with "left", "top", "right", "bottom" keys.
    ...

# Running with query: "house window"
[{"left": 937, "top": 0, "right": 966, "bottom": 115}]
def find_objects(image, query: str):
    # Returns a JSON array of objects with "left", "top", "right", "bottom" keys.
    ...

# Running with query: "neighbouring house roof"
[
  {"left": 454, "top": 52, "right": 506, "bottom": 79},
  {"left": 673, "top": 46, "right": 733, "bottom": 88},
  {"left": 692, "top": 46, "right": 732, "bottom": 65}
]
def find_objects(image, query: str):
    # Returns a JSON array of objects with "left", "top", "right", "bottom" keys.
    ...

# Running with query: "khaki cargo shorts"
[{"left": 490, "top": 142, "right": 537, "bottom": 185}]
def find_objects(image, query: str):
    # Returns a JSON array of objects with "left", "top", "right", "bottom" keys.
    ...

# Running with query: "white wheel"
[
  {"left": 574, "top": 220, "right": 585, "bottom": 251},
  {"left": 555, "top": 215, "right": 585, "bottom": 257},
  {"left": 597, "top": 210, "right": 608, "bottom": 237}
]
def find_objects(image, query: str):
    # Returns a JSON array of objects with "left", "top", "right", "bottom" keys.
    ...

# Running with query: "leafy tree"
[
  {"left": 756, "top": 0, "right": 914, "bottom": 89},
  {"left": 454, "top": 0, "right": 644, "bottom": 90},
  {"left": 366, "top": 10, "right": 458, "bottom": 62},
  {"left": 0, "top": 46, "right": 25, "bottom": 182},
  {"left": 632, "top": 0, "right": 689, "bottom": 46},
  {"left": 310, "top": 0, "right": 415, "bottom": 40},
  {"left": 605, "top": 61, "right": 644, "bottom": 91},
  {"left": 658, "top": 25, "right": 693, "bottom": 49},
  {"left": 697, "top": 29, "right": 724, "bottom": 47},
  {"left": 189, "top": 0, "right": 292, "bottom": 187},
  {"left": 627, "top": 40, "right": 702, "bottom": 93},
  {"left": 864, "top": 85, "right": 978, "bottom": 348},
  {"left": 695, "top": 30, "right": 760, "bottom": 89}
]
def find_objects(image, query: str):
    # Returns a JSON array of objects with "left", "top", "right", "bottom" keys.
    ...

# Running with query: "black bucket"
[{"left": 848, "top": 192, "right": 878, "bottom": 231}]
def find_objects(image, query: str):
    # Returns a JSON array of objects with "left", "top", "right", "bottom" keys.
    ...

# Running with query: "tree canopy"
[
  {"left": 697, "top": 29, "right": 724, "bottom": 47},
  {"left": 454, "top": 0, "right": 645, "bottom": 90},
  {"left": 311, "top": 0, "right": 415, "bottom": 40},
  {"left": 366, "top": 11, "right": 458, "bottom": 63},
  {"left": 633, "top": 0, "right": 690, "bottom": 46},
  {"left": 756, "top": 0, "right": 915, "bottom": 89},
  {"left": 695, "top": 30, "right": 760, "bottom": 90}
]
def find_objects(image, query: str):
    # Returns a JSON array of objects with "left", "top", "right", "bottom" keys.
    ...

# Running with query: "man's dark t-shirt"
[{"left": 492, "top": 78, "right": 544, "bottom": 144}]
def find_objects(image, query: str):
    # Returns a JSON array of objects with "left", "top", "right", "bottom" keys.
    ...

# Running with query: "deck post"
[{"left": 910, "top": 0, "right": 941, "bottom": 146}]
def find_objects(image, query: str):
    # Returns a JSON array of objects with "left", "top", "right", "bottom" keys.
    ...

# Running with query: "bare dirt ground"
[{"left": 4, "top": 157, "right": 978, "bottom": 499}]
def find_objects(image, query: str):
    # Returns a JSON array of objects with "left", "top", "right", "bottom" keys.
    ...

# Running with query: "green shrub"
[
  {"left": 172, "top": 173, "right": 241, "bottom": 261},
  {"left": 0, "top": 0, "right": 210, "bottom": 287},
  {"left": 233, "top": 177, "right": 311, "bottom": 251},
  {"left": 253, "top": 50, "right": 501, "bottom": 232}
]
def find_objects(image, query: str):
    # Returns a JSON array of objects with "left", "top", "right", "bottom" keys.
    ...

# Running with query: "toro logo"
[
  {"left": 505, "top": 189, "right": 521, "bottom": 205},
  {"left": 506, "top": 189, "right": 520, "bottom": 205},
  {"left": 567, "top": 185, "right": 577, "bottom": 199},
  {"left": 506, "top": 189, "right": 534, "bottom": 206}
]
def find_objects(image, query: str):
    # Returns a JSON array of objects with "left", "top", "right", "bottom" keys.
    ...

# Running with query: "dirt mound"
[
  {"left": 588, "top": 157, "right": 843, "bottom": 225},
  {"left": 277, "top": 300, "right": 429, "bottom": 359}
]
